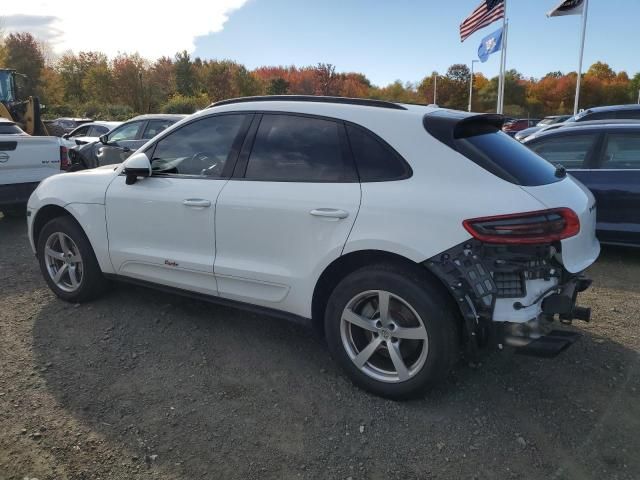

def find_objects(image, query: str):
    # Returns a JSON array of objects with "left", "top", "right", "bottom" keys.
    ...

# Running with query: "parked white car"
[
  {"left": 61, "top": 121, "right": 122, "bottom": 147},
  {"left": 26, "top": 97, "right": 600, "bottom": 398},
  {"left": 0, "top": 118, "right": 67, "bottom": 217}
]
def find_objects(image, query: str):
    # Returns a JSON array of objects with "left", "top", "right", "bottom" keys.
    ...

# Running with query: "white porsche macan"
[{"left": 27, "top": 96, "right": 600, "bottom": 398}]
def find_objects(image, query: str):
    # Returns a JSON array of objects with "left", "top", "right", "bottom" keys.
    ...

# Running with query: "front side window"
[
  {"left": 142, "top": 119, "right": 175, "bottom": 140},
  {"left": 245, "top": 114, "right": 353, "bottom": 182},
  {"left": 151, "top": 114, "right": 246, "bottom": 177},
  {"left": 601, "top": 132, "right": 640, "bottom": 169},
  {"left": 88, "top": 125, "right": 108, "bottom": 137},
  {"left": 109, "top": 121, "right": 143, "bottom": 142},
  {"left": 70, "top": 125, "right": 90, "bottom": 137},
  {"left": 528, "top": 133, "right": 598, "bottom": 169},
  {"left": 346, "top": 124, "right": 410, "bottom": 181}
]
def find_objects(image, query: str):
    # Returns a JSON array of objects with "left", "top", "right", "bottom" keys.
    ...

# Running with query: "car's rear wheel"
[
  {"left": 325, "top": 264, "right": 458, "bottom": 399},
  {"left": 37, "top": 216, "right": 107, "bottom": 302}
]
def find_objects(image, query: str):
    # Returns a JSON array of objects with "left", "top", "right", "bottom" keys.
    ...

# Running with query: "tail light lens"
[
  {"left": 463, "top": 208, "right": 580, "bottom": 244},
  {"left": 60, "top": 146, "right": 70, "bottom": 170}
]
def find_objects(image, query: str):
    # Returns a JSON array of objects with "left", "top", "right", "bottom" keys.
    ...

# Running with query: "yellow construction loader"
[{"left": 0, "top": 68, "right": 48, "bottom": 135}]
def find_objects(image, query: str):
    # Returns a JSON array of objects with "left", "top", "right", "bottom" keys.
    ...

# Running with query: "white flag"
[{"left": 547, "top": 0, "right": 585, "bottom": 17}]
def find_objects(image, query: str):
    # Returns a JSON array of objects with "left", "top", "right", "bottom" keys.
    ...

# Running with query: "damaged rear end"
[{"left": 423, "top": 110, "right": 600, "bottom": 357}]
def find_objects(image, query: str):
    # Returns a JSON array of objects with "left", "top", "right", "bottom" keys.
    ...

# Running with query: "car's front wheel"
[
  {"left": 37, "top": 216, "right": 107, "bottom": 302},
  {"left": 325, "top": 264, "right": 459, "bottom": 399}
]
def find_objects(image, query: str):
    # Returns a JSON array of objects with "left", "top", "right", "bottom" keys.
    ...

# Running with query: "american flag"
[{"left": 460, "top": 0, "right": 505, "bottom": 42}]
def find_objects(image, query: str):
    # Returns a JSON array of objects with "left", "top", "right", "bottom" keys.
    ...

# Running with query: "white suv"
[{"left": 27, "top": 96, "right": 600, "bottom": 398}]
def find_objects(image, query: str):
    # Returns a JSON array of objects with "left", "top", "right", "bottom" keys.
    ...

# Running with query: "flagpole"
[
  {"left": 469, "top": 60, "right": 478, "bottom": 112},
  {"left": 573, "top": 0, "right": 589, "bottom": 115},
  {"left": 499, "top": 20, "right": 509, "bottom": 114},
  {"left": 496, "top": 0, "right": 508, "bottom": 114}
]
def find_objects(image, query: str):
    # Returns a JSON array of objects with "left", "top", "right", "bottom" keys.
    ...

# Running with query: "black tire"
[
  {"left": 37, "top": 215, "right": 108, "bottom": 303},
  {"left": 325, "top": 263, "right": 459, "bottom": 399}
]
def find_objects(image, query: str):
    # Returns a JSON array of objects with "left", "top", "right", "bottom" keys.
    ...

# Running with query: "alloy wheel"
[
  {"left": 44, "top": 232, "right": 84, "bottom": 293},
  {"left": 340, "top": 290, "right": 429, "bottom": 383}
]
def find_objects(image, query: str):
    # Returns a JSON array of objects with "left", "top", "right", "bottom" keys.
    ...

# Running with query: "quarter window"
[
  {"left": 150, "top": 114, "right": 246, "bottom": 177},
  {"left": 346, "top": 124, "right": 410, "bottom": 181},
  {"left": 245, "top": 114, "right": 354, "bottom": 182},
  {"left": 601, "top": 132, "right": 640, "bottom": 169},
  {"left": 528, "top": 134, "right": 598, "bottom": 169}
]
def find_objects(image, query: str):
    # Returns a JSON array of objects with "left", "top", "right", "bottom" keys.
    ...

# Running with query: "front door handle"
[
  {"left": 183, "top": 199, "right": 211, "bottom": 208},
  {"left": 310, "top": 208, "right": 349, "bottom": 219}
]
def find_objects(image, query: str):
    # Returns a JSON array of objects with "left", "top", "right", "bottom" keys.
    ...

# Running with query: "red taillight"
[
  {"left": 60, "top": 146, "right": 69, "bottom": 170},
  {"left": 463, "top": 208, "right": 580, "bottom": 244}
]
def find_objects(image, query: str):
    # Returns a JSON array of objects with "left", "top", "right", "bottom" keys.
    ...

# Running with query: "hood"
[{"left": 29, "top": 165, "right": 119, "bottom": 208}]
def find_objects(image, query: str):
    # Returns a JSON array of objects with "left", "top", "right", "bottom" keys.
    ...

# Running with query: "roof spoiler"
[{"left": 423, "top": 110, "right": 506, "bottom": 149}]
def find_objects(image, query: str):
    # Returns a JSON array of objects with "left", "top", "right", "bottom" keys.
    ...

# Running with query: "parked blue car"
[{"left": 524, "top": 122, "right": 640, "bottom": 247}]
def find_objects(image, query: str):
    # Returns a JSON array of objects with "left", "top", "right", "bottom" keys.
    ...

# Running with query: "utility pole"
[
  {"left": 574, "top": 0, "right": 589, "bottom": 115},
  {"left": 433, "top": 73, "right": 438, "bottom": 105},
  {"left": 469, "top": 60, "right": 479, "bottom": 112}
]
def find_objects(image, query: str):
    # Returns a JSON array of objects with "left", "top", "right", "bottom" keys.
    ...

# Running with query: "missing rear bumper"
[{"left": 424, "top": 239, "right": 592, "bottom": 354}]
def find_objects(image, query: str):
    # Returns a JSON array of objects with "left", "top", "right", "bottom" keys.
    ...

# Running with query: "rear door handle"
[
  {"left": 310, "top": 208, "right": 349, "bottom": 219},
  {"left": 183, "top": 199, "right": 211, "bottom": 208}
]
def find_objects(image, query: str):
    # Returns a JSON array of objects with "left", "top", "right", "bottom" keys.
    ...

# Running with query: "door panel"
[
  {"left": 104, "top": 113, "right": 251, "bottom": 294},
  {"left": 214, "top": 181, "right": 360, "bottom": 314},
  {"left": 581, "top": 131, "right": 640, "bottom": 245},
  {"left": 105, "top": 175, "right": 223, "bottom": 294}
]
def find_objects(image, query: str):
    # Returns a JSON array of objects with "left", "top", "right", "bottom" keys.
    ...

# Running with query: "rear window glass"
[
  {"left": 0, "top": 124, "right": 23, "bottom": 134},
  {"left": 454, "top": 128, "right": 561, "bottom": 186}
]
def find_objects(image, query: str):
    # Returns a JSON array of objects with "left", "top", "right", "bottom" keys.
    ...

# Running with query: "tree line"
[{"left": 2, "top": 32, "right": 639, "bottom": 120}]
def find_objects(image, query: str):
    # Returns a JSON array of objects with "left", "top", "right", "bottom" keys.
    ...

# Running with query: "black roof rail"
[{"left": 209, "top": 95, "right": 407, "bottom": 110}]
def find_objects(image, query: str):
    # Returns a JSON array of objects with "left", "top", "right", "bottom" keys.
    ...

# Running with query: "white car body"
[
  {"left": 26, "top": 97, "right": 600, "bottom": 396},
  {"left": 0, "top": 132, "right": 65, "bottom": 210},
  {"left": 28, "top": 100, "right": 600, "bottom": 318}
]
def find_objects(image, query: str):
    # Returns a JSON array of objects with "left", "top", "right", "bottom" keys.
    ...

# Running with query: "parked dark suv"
[
  {"left": 569, "top": 104, "right": 640, "bottom": 123},
  {"left": 524, "top": 122, "right": 640, "bottom": 246}
]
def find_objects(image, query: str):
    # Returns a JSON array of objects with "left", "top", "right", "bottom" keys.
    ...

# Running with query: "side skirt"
[{"left": 103, "top": 273, "right": 312, "bottom": 328}]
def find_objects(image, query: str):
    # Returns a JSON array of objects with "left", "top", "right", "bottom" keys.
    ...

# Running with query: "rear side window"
[
  {"left": 0, "top": 124, "right": 23, "bottom": 134},
  {"left": 602, "top": 132, "right": 640, "bottom": 169},
  {"left": 346, "top": 125, "right": 411, "bottom": 181},
  {"left": 527, "top": 133, "right": 598, "bottom": 169},
  {"left": 245, "top": 114, "right": 355, "bottom": 182},
  {"left": 455, "top": 128, "right": 561, "bottom": 186}
]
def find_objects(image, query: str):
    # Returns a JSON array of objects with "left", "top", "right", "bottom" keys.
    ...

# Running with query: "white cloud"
[{"left": 2, "top": 0, "right": 249, "bottom": 59}]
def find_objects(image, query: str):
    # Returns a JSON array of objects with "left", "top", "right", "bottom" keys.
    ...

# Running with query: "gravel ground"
[{"left": 1, "top": 213, "right": 639, "bottom": 480}]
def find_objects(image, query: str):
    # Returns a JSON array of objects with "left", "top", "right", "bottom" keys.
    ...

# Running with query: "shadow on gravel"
[{"left": 31, "top": 282, "right": 640, "bottom": 480}]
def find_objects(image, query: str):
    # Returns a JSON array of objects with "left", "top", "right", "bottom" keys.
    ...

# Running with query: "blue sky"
[{"left": 193, "top": 0, "right": 639, "bottom": 86}]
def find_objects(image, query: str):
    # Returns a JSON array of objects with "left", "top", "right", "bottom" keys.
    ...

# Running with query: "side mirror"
[
  {"left": 99, "top": 134, "right": 108, "bottom": 144},
  {"left": 123, "top": 151, "right": 151, "bottom": 185},
  {"left": 62, "top": 133, "right": 70, "bottom": 139}
]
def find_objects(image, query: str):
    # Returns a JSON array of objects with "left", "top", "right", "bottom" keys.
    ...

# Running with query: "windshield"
[{"left": 0, "top": 71, "right": 15, "bottom": 103}]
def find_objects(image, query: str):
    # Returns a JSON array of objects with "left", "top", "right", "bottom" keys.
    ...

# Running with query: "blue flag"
[{"left": 478, "top": 26, "right": 504, "bottom": 62}]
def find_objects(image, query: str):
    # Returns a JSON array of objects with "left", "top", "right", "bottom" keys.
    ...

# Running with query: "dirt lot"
[{"left": 1, "top": 214, "right": 639, "bottom": 480}]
